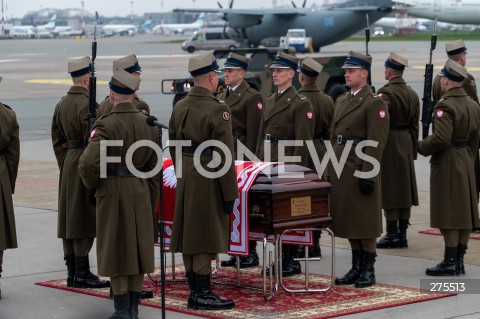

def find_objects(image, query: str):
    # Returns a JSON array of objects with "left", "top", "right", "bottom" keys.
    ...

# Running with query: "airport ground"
[{"left": 1, "top": 34, "right": 480, "bottom": 318}]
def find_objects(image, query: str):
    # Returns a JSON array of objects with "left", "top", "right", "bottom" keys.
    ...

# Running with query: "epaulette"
[
  {"left": 370, "top": 92, "right": 381, "bottom": 98},
  {"left": 1, "top": 103, "right": 12, "bottom": 110},
  {"left": 98, "top": 113, "right": 111, "bottom": 120}
]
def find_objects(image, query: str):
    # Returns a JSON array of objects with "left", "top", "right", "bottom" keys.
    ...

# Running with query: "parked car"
[{"left": 181, "top": 28, "right": 241, "bottom": 53}]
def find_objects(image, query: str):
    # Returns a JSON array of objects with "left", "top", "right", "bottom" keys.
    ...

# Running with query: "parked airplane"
[
  {"left": 174, "top": 0, "right": 393, "bottom": 51},
  {"left": 374, "top": 16, "right": 425, "bottom": 31},
  {"left": 152, "top": 13, "right": 205, "bottom": 35},
  {"left": 10, "top": 14, "right": 56, "bottom": 38},
  {"left": 100, "top": 19, "right": 138, "bottom": 37},
  {"left": 394, "top": 0, "right": 480, "bottom": 24}
]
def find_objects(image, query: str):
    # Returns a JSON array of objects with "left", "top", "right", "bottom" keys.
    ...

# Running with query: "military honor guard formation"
[{"left": 1, "top": 37, "right": 479, "bottom": 318}]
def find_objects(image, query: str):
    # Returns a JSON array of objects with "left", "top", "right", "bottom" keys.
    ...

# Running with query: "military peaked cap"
[
  {"left": 188, "top": 52, "right": 220, "bottom": 76},
  {"left": 384, "top": 52, "right": 408, "bottom": 71},
  {"left": 446, "top": 39, "right": 467, "bottom": 56},
  {"left": 109, "top": 69, "right": 140, "bottom": 95},
  {"left": 224, "top": 52, "right": 249, "bottom": 70},
  {"left": 270, "top": 51, "right": 299, "bottom": 70},
  {"left": 68, "top": 56, "right": 92, "bottom": 77},
  {"left": 438, "top": 59, "right": 468, "bottom": 82},
  {"left": 298, "top": 56, "right": 323, "bottom": 77},
  {"left": 113, "top": 54, "right": 142, "bottom": 73},
  {"left": 342, "top": 51, "right": 372, "bottom": 71}
]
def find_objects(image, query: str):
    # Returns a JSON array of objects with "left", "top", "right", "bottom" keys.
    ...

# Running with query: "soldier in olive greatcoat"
[
  {"left": 329, "top": 51, "right": 389, "bottom": 288},
  {"left": 79, "top": 69, "right": 160, "bottom": 318},
  {"left": 256, "top": 51, "right": 315, "bottom": 277},
  {"left": 418, "top": 59, "right": 480, "bottom": 277},
  {"left": 217, "top": 52, "right": 263, "bottom": 269},
  {"left": 376, "top": 52, "right": 419, "bottom": 249},
  {"left": 51, "top": 57, "right": 110, "bottom": 290},
  {"left": 169, "top": 52, "right": 238, "bottom": 310},
  {"left": 0, "top": 76, "right": 20, "bottom": 300},
  {"left": 97, "top": 54, "right": 150, "bottom": 117}
]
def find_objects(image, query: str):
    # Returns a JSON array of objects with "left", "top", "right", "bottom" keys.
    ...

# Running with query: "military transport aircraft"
[{"left": 174, "top": 0, "right": 394, "bottom": 52}]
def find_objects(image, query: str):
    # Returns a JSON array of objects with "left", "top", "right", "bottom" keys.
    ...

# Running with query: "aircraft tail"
[
  {"left": 44, "top": 14, "right": 56, "bottom": 30},
  {"left": 194, "top": 12, "right": 205, "bottom": 26}
]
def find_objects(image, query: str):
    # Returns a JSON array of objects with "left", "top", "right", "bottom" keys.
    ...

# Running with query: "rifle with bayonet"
[
  {"left": 365, "top": 14, "right": 374, "bottom": 92},
  {"left": 421, "top": 19, "right": 437, "bottom": 139},
  {"left": 86, "top": 12, "right": 98, "bottom": 143}
]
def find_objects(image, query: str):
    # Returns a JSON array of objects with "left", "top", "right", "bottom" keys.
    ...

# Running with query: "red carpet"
[
  {"left": 35, "top": 265, "right": 454, "bottom": 319},
  {"left": 419, "top": 228, "right": 480, "bottom": 240}
]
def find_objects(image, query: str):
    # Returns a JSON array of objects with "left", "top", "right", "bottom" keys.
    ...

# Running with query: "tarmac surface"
[{"left": 1, "top": 34, "right": 480, "bottom": 318}]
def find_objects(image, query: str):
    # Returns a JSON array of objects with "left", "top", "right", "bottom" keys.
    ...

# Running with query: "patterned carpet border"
[
  {"left": 419, "top": 228, "right": 480, "bottom": 240},
  {"left": 35, "top": 265, "right": 455, "bottom": 319}
]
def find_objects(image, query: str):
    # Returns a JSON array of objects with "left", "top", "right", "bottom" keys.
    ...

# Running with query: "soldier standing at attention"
[
  {"left": 296, "top": 56, "right": 334, "bottom": 258},
  {"left": 376, "top": 52, "right": 420, "bottom": 249},
  {"left": 418, "top": 60, "right": 480, "bottom": 276},
  {"left": 0, "top": 76, "right": 20, "bottom": 300},
  {"left": 217, "top": 52, "right": 263, "bottom": 269},
  {"left": 97, "top": 54, "right": 150, "bottom": 117},
  {"left": 169, "top": 52, "right": 238, "bottom": 310},
  {"left": 329, "top": 51, "right": 389, "bottom": 288},
  {"left": 51, "top": 57, "right": 110, "bottom": 290},
  {"left": 256, "top": 51, "right": 315, "bottom": 277},
  {"left": 79, "top": 69, "right": 160, "bottom": 318}
]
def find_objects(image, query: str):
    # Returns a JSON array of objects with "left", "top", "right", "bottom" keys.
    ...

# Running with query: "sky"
[{"left": 2, "top": 0, "right": 324, "bottom": 19}]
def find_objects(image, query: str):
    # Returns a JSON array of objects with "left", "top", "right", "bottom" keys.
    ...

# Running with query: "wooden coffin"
[{"left": 248, "top": 164, "right": 331, "bottom": 234}]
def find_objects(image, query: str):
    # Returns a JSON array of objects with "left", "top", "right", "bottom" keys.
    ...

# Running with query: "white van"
[{"left": 182, "top": 28, "right": 241, "bottom": 53}]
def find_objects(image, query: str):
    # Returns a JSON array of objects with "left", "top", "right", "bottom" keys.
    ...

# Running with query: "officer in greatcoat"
[
  {"left": 217, "top": 52, "right": 263, "bottom": 269},
  {"left": 418, "top": 59, "right": 480, "bottom": 276},
  {"left": 79, "top": 69, "right": 160, "bottom": 318},
  {"left": 296, "top": 56, "right": 334, "bottom": 259},
  {"left": 376, "top": 52, "right": 419, "bottom": 249},
  {"left": 0, "top": 76, "right": 20, "bottom": 300},
  {"left": 51, "top": 57, "right": 110, "bottom": 289},
  {"left": 256, "top": 51, "right": 315, "bottom": 277},
  {"left": 169, "top": 52, "right": 238, "bottom": 310},
  {"left": 97, "top": 54, "right": 150, "bottom": 117},
  {"left": 329, "top": 51, "right": 389, "bottom": 288}
]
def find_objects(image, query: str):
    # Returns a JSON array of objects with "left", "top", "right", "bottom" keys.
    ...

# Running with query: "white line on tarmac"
[{"left": 0, "top": 59, "right": 26, "bottom": 63}]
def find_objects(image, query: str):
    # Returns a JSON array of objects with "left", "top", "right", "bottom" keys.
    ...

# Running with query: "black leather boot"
[
  {"left": 64, "top": 255, "right": 76, "bottom": 287},
  {"left": 376, "top": 221, "right": 400, "bottom": 249},
  {"left": 426, "top": 247, "right": 457, "bottom": 276},
  {"left": 186, "top": 272, "right": 196, "bottom": 309},
  {"left": 73, "top": 256, "right": 111, "bottom": 288},
  {"left": 295, "top": 231, "right": 322, "bottom": 258},
  {"left": 456, "top": 244, "right": 467, "bottom": 276},
  {"left": 239, "top": 241, "right": 259, "bottom": 268},
  {"left": 220, "top": 255, "right": 237, "bottom": 268},
  {"left": 192, "top": 274, "right": 234, "bottom": 310},
  {"left": 355, "top": 252, "right": 376, "bottom": 288},
  {"left": 398, "top": 219, "right": 410, "bottom": 248},
  {"left": 335, "top": 250, "right": 362, "bottom": 285},
  {"left": 109, "top": 293, "right": 130, "bottom": 319},
  {"left": 129, "top": 291, "right": 141, "bottom": 319}
]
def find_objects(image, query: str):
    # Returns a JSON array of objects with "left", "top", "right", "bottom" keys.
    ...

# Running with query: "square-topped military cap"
[
  {"left": 342, "top": 51, "right": 372, "bottom": 71},
  {"left": 113, "top": 54, "right": 142, "bottom": 74},
  {"left": 188, "top": 52, "right": 221, "bottom": 77},
  {"left": 384, "top": 52, "right": 408, "bottom": 71},
  {"left": 445, "top": 39, "right": 467, "bottom": 56},
  {"left": 298, "top": 56, "right": 323, "bottom": 77},
  {"left": 270, "top": 51, "right": 299, "bottom": 70},
  {"left": 109, "top": 69, "right": 141, "bottom": 95},
  {"left": 223, "top": 52, "right": 250, "bottom": 70},
  {"left": 438, "top": 59, "right": 468, "bottom": 82},
  {"left": 68, "top": 56, "right": 92, "bottom": 77}
]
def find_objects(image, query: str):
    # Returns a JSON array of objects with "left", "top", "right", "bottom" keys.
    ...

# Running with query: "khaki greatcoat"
[
  {"left": 97, "top": 95, "right": 150, "bottom": 117},
  {"left": 329, "top": 85, "right": 389, "bottom": 239},
  {"left": 51, "top": 86, "right": 96, "bottom": 239},
  {"left": 169, "top": 86, "right": 238, "bottom": 255},
  {"left": 256, "top": 86, "right": 315, "bottom": 167},
  {"left": 377, "top": 77, "right": 419, "bottom": 209},
  {"left": 217, "top": 80, "right": 263, "bottom": 157},
  {"left": 0, "top": 103, "right": 20, "bottom": 251},
  {"left": 298, "top": 83, "right": 334, "bottom": 171},
  {"left": 418, "top": 87, "right": 480, "bottom": 229},
  {"left": 79, "top": 102, "right": 159, "bottom": 277}
]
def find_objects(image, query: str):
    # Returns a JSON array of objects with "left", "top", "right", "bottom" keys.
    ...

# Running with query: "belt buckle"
[
  {"left": 265, "top": 134, "right": 272, "bottom": 142},
  {"left": 336, "top": 135, "right": 343, "bottom": 144}
]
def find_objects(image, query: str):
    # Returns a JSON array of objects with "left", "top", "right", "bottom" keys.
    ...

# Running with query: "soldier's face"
[
  {"left": 272, "top": 68, "right": 294, "bottom": 88},
  {"left": 344, "top": 68, "right": 366, "bottom": 89},
  {"left": 224, "top": 68, "right": 244, "bottom": 87}
]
